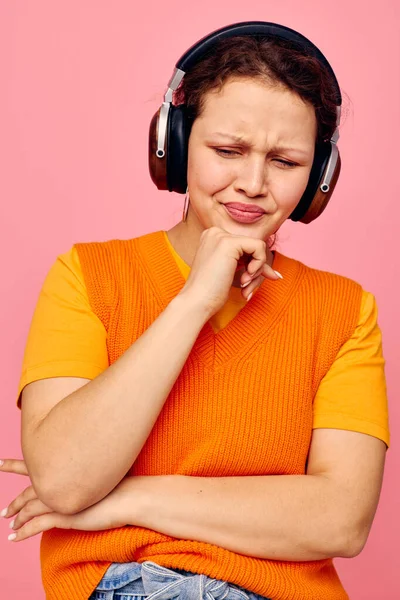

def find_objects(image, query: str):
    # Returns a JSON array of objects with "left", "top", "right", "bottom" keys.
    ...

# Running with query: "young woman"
[{"left": 1, "top": 21, "right": 389, "bottom": 600}]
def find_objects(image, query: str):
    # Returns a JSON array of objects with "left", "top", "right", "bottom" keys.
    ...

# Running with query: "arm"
[
  {"left": 2, "top": 430, "right": 385, "bottom": 559},
  {"left": 21, "top": 230, "right": 276, "bottom": 516},
  {"left": 22, "top": 292, "right": 209, "bottom": 515},
  {"left": 129, "top": 429, "right": 387, "bottom": 561}
]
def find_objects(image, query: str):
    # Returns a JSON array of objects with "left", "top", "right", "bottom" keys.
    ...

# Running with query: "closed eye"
[
  {"left": 274, "top": 159, "right": 297, "bottom": 168},
  {"left": 214, "top": 148, "right": 297, "bottom": 167},
  {"left": 214, "top": 148, "right": 240, "bottom": 157}
]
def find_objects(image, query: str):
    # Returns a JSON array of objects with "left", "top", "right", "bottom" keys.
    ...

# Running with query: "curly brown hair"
[{"left": 174, "top": 34, "right": 340, "bottom": 145}]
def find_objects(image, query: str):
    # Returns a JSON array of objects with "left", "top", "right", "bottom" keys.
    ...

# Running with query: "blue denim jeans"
[{"left": 88, "top": 561, "right": 272, "bottom": 600}]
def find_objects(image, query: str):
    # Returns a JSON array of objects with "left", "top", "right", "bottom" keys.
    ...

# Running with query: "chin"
[{"left": 217, "top": 215, "right": 270, "bottom": 239}]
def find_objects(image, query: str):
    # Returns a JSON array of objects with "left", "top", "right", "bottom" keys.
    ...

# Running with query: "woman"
[{"left": 1, "top": 21, "right": 389, "bottom": 600}]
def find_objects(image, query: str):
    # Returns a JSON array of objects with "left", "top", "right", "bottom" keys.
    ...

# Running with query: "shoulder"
[
  {"left": 345, "top": 289, "right": 382, "bottom": 346},
  {"left": 40, "top": 246, "right": 85, "bottom": 298},
  {"left": 275, "top": 251, "right": 368, "bottom": 349},
  {"left": 73, "top": 230, "right": 162, "bottom": 252},
  {"left": 277, "top": 250, "right": 364, "bottom": 302},
  {"left": 73, "top": 230, "right": 163, "bottom": 269}
]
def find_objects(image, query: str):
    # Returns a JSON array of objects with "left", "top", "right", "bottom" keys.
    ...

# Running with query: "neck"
[{"left": 166, "top": 217, "right": 202, "bottom": 268}]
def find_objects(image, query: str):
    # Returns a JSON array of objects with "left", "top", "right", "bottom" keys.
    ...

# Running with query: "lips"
[
  {"left": 224, "top": 203, "right": 265, "bottom": 214},
  {"left": 223, "top": 202, "right": 266, "bottom": 224}
]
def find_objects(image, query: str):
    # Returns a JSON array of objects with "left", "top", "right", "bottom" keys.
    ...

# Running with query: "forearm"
[
  {"left": 131, "top": 474, "right": 361, "bottom": 561},
  {"left": 24, "top": 294, "right": 209, "bottom": 514}
]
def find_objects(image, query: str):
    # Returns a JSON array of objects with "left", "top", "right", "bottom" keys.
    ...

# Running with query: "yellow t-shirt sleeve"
[
  {"left": 16, "top": 246, "right": 109, "bottom": 408},
  {"left": 313, "top": 289, "right": 390, "bottom": 447}
]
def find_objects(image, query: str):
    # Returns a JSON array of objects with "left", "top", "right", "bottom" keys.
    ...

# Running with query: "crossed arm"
[
  {"left": 6, "top": 294, "right": 386, "bottom": 561},
  {"left": 1, "top": 427, "right": 386, "bottom": 562},
  {"left": 126, "top": 428, "right": 386, "bottom": 561}
]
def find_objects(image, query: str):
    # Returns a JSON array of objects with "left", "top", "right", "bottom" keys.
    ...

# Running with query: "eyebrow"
[{"left": 211, "top": 132, "right": 310, "bottom": 157}]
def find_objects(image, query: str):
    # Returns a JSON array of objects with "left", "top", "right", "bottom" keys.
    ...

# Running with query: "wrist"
[
  {"left": 121, "top": 475, "right": 175, "bottom": 529},
  {"left": 172, "top": 290, "right": 213, "bottom": 323},
  {"left": 118, "top": 475, "right": 149, "bottom": 527}
]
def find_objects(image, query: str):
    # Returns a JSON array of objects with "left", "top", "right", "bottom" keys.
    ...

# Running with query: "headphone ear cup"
[
  {"left": 148, "top": 105, "right": 191, "bottom": 193},
  {"left": 289, "top": 142, "right": 341, "bottom": 224},
  {"left": 148, "top": 108, "right": 168, "bottom": 190},
  {"left": 167, "top": 104, "right": 191, "bottom": 194},
  {"left": 301, "top": 152, "right": 341, "bottom": 224}
]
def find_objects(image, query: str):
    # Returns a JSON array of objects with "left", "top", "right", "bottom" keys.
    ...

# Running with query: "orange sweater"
[{"left": 40, "top": 230, "right": 363, "bottom": 600}]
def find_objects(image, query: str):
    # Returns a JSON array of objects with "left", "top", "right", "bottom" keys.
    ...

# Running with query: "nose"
[{"left": 234, "top": 155, "right": 268, "bottom": 198}]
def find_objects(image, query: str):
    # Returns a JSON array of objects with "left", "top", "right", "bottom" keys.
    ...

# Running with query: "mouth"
[{"left": 223, "top": 202, "right": 266, "bottom": 224}]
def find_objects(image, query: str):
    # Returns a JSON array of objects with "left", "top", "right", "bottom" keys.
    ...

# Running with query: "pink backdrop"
[{"left": 1, "top": 1, "right": 399, "bottom": 598}]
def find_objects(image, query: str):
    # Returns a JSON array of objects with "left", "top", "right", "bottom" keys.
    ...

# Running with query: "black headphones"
[{"left": 148, "top": 21, "right": 342, "bottom": 224}]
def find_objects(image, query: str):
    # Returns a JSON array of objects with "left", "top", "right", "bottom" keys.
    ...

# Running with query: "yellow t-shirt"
[{"left": 17, "top": 232, "right": 390, "bottom": 447}]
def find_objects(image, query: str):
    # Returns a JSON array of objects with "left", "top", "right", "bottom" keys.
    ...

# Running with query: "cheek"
[
  {"left": 188, "top": 148, "right": 233, "bottom": 193},
  {"left": 273, "top": 169, "right": 311, "bottom": 209}
]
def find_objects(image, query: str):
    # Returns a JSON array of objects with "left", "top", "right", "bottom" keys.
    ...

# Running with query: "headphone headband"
[
  {"left": 160, "top": 21, "right": 341, "bottom": 159},
  {"left": 175, "top": 21, "right": 342, "bottom": 106}
]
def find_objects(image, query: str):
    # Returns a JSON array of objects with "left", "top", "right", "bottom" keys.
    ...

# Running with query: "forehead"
[{"left": 196, "top": 78, "right": 317, "bottom": 144}]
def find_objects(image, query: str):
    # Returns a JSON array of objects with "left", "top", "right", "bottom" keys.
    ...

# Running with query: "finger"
[
  {"left": 8, "top": 513, "right": 67, "bottom": 543},
  {"left": 0, "top": 459, "right": 29, "bottom": 476},
  {"left": 260, "top": 262, "right": 283, "bottom": 281},
  {"left": 241, "top": 275, "right": 264, "bottom": 301},
  {"left": 236, "top": 252, "right": 253, "bottom": 271},
  {"left": 240, "top": 263, "right": 282, "bottom": 288},
  {"left": 235, "top": 236, "right": 270, "bottom": 274},
  {"left": 1, "top": 485, "right": 37, "bottom": 519},
  {"left": 11, "top": 498, "right": 53, "bottom": 530},
  {"left": 235, "top": 240, "right": 281, "bottom": 285}
]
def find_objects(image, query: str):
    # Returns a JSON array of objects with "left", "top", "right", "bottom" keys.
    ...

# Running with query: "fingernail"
[
  {"left": 8, "top": 533, "right": 17, "bottom": 541},
  {"left": 247, "top": 292, "right": 253, "bottom": 302},
  {"left": 0, "top": 460, "right": 4, "bottom": 467},
  {"left": 9, "top": 520, "right": 15, "bottom": 529},
  {"left": 274, "top": 270, "right": 283, "bottom": 279},
  {"left": 0, "top": 508, "right": 8, "bottom": 518},
  {"left": 240, "top": 280, "right": 252, "bottom": 289}
]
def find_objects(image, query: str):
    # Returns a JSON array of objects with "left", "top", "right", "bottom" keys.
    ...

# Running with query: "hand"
[
  {"left": 0, "top": 458, "right": 134, "bottom": 541},
  {"left": 0, "top": 458, "right": 29, "bottom": 477},
  {"left": 178, "top": 226, "right": 282, "bottom": 316},
  {"left": 0, "top": 458, "right": 52, "bottom": 540}
]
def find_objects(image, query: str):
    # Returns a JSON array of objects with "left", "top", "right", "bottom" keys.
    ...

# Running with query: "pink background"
[{"left": 1, "top": 1, "right": 399, "bottom": 598}]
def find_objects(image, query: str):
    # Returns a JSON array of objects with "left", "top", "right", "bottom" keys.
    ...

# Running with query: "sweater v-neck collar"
[{"left": 136, "top": 230, "right": 303, "bottom": 370}]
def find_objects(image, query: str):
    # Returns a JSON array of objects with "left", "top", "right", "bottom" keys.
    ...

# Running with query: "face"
[{"left": 186, "top": 77, "right": 317, "bottom": 241}]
